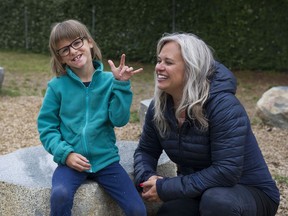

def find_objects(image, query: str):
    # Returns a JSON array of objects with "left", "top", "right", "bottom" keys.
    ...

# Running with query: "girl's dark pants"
[{"left": 50, "top": 162, "right": 146, "bottom": 216}]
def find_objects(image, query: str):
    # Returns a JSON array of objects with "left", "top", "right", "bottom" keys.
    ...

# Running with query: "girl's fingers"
[
  {"left": 108, "top": 59, "right": 116, "bottom": 71},
  {"left": 119, "top": 54, "right": 126, "bottom": 67},
  {"left": 131, "top": 68, "right": 143, "bottom": 74},
  {"left": 126, "top": 67, "right": 134, "bottom": 72},
  {"left": 108, "top": 54, "right": 143, "bottom": 80},
  {"left": 121, "top": 67, "right": 143, "bottom": 77},
  {"left": 119, "top": 65, "right": 129, "bottom": 76}
]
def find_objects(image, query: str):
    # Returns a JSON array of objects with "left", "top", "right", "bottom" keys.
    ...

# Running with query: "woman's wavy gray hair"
[{"left": 153, "top": 33, "right": 215, "bottom": 138}]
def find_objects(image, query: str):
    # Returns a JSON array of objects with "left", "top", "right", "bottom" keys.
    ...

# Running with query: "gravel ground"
[{"left": 0, "top": 95, "right": 287, "bottom": 215}]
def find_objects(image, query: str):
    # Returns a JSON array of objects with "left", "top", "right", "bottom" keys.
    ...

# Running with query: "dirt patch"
[{"left": 0, "top": 96, "right": 143, "bottom": 154}]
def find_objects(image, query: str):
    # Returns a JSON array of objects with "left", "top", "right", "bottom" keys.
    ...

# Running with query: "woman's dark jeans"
[{"left": 157, "top": 184, "right": 278, "bottom": 216}]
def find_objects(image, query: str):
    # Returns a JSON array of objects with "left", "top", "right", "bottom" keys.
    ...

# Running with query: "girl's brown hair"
[{"left": 49, "top": 19, "right": 102, "bottom": 76}]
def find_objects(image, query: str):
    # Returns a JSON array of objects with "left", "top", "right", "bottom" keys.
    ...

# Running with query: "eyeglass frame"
[{"left": 56, "top": 36, "right": 86, "bottom": 57}]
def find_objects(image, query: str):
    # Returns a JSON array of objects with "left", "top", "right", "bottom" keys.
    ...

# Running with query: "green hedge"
[{"left": 0, "top": 0, "right": 287, "bottom": 70}]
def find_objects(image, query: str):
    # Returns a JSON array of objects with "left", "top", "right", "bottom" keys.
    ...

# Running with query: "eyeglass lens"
[{"left": 57, "top": 37, "right": 84, "bottom": 57}]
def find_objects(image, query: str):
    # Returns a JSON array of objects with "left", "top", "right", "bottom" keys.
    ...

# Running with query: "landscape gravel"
[{"left": 0, "top": 95, "right": 287, "bottom": 215}]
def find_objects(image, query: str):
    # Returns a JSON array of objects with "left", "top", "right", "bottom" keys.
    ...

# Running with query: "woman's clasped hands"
[{"left": 140, "top": 175, "right": 163, "bottom": 202}]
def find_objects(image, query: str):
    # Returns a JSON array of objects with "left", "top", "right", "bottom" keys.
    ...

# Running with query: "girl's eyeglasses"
[{"left": 56, "top": 37, "right": 86, "bottom": 57}]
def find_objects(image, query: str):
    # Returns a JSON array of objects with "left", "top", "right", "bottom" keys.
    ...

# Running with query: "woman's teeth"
[{"left": 158, "top": 74, "right": 167, "bottom": 79}]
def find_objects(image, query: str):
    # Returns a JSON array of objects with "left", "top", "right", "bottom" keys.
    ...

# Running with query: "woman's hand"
[
  {"left": 140, "top": 175, "right": 163, "bottom": 202},
  {"left": 66, "top": 152, "right": 91, "bottom": 172},
  {"left": 108, "top": 53, "right": 143, "bottom": 81}
]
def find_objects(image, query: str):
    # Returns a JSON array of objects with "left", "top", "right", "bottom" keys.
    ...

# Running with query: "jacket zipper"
[
  {"left": 82, "top": 87, "right": 92, "bottom": 172},
  {"left": 177, "top": 122, "right": 184, "bottom": 164}
]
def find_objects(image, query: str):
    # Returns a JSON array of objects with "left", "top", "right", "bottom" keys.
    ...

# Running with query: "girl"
[{"left": 37, "top": 19, "right": 146, "bottom": 216}]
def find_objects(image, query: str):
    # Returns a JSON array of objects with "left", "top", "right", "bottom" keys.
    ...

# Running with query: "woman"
[{"left": 133, "top": 33, "right": 279, "bottom": 216}]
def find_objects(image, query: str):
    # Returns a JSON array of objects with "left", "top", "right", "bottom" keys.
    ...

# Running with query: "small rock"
[{"left": 256, "top": 86, "right": 288, "bottom": 129}]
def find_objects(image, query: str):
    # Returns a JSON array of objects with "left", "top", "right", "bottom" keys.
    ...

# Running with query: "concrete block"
[
  {"left": 139, "top": 98, "right": 152, "bottom": 128},
  {"left": 0, "top": 67, "right": 4, "bottom": 89}
]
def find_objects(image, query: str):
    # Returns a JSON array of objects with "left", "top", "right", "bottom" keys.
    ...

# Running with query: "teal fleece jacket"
[{"left": 37, "top": 61, "right": 132, "bottom": 172}]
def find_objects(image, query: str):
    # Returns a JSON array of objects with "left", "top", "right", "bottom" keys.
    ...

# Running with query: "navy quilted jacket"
[{"left": 133, "top": 62, "right": 280, "bottom": 204}]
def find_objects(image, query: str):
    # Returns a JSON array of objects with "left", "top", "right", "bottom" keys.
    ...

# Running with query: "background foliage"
[{"left": 0, "top": 0, "right": 287, "bottom": 70}]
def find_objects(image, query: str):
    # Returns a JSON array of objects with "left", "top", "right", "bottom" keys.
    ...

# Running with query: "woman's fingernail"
[{"left": 139, "top": 183, "right": 144, "bottom": 187}]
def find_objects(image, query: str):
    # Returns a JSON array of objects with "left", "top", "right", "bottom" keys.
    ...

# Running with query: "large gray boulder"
[
  {"left": 256, "top": 86, "right": 288, "bottom": 128},
  {"left": 0, "top": 141, "right": 176, "bottom": 216}
]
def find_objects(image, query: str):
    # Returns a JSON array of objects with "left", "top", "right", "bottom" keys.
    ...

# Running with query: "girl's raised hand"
[{"left": 108, "top": 54, "right": 143, "bottom": 81}]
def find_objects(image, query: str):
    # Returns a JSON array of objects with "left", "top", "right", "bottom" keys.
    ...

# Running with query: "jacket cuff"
[
  {"left": 135, "top": 170, "right": 158, "bottom": 191},
  {"left": 60, "top": 148, "right": 74, "bottom": 165},
  {"left": 156, "top": 178, "right": 168, "bottom": 201},
  {"left": 113, "top": 79, "right": 130, "bottom": 86}
]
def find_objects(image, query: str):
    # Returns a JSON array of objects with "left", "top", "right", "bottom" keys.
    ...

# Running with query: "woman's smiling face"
[{"left": 155, "top": 41, "right": 186, "bottom": 97}]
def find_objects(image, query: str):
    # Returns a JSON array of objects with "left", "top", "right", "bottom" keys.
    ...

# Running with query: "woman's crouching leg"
[
  {"left": 199, "top": 185, "right": 257, "bottom": 216},
  {"left": 157, "top": 198, "right": 200, "bottom": 216}
]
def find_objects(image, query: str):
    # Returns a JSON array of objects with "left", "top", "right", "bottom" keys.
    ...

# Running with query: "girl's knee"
[
  {"left": 51, "top": 185, "right": 72, "bottom": 204},
  {"left": 125, "top": 200, "right": 146, "bottom": 216}
]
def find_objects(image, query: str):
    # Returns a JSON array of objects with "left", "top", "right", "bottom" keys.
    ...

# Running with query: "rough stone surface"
[
  {"left": 256, "top": 86, "right": 288, "bottom": 128},
  {"left": 0, "top": 67, "right": 4, "bottom": 89},
  {"left": 0, "top": 141, "right": 176, "bottom": 216}
]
